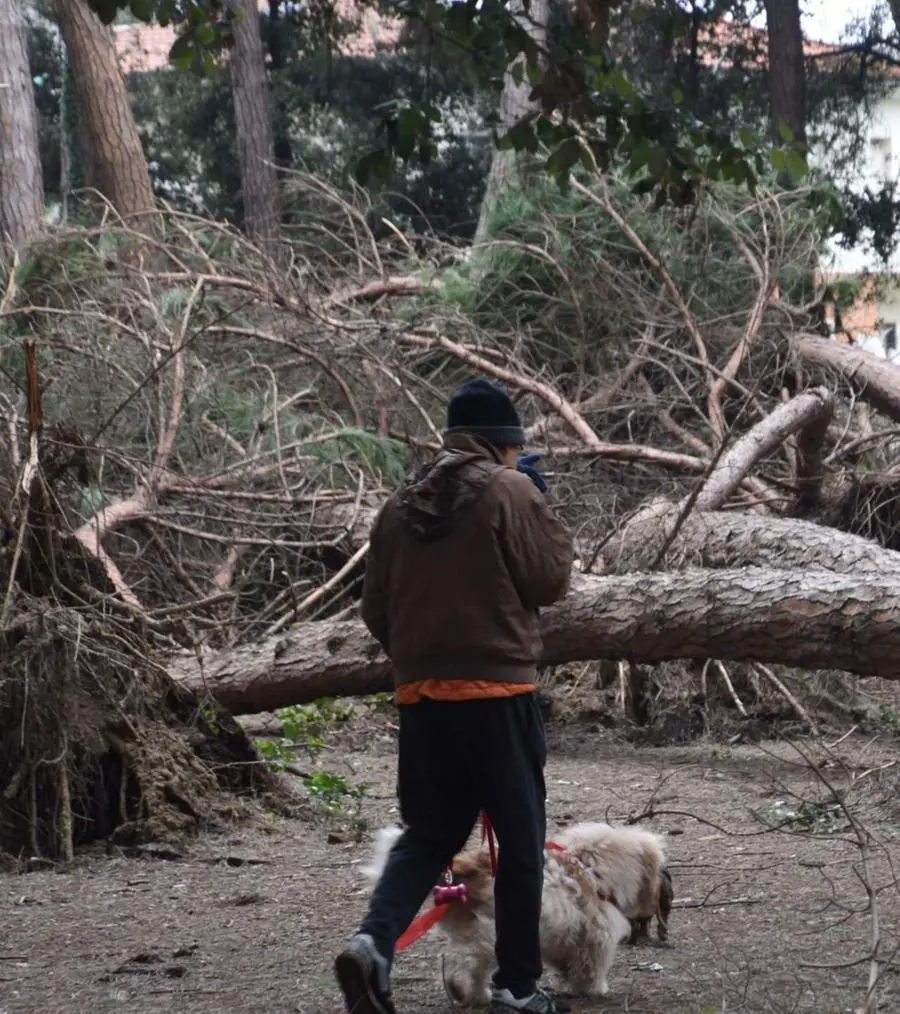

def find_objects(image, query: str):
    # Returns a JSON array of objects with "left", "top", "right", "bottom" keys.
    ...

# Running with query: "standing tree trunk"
[
  {"left": 230, "top": 0, "right": 282, "bottom": 251},
  {"left": 54, "top": 0, "right": 156, "bottom": 225},
  {"left": 763, "top": 0, "right": 806, "bottom": 146},
  {"left": 473, "top": 0, "right": 550, "bottom": 244},
  {"left": 0, "top": 0, "right": 45, "bottom": 246}
]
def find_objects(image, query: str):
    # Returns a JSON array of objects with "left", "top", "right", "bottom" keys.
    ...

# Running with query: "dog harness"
[{"left": 546, "top": 840, "right": 622, "bottom": 910}]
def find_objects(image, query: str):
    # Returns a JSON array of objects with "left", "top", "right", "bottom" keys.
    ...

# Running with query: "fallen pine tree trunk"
[
  {"left": 169, "top": 569, "right": 900, "bottom": 713},
  {"left": 600, "top": 503, "right": 900, "bottom": 578},
  {"left": 791, "top": 334, "right": 900, "bottom": 424}
]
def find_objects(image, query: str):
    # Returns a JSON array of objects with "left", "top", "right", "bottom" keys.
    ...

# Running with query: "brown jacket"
[{"left": 361, "top": 433, "right": 574, "bottom": 687}]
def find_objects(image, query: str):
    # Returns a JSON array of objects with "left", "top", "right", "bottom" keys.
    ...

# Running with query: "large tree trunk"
[
  {"left": 0, "top": 0, "right": 45, "bottom": 247},
  {"left": 601, "top": 504, "right": 900, "bottom": 578},
  {"left": 54, "top": 0, "right": 156, "bottom": 225},
  {"left": 170, "top": 567, "right": 900, "bottom": 713},
  {"left": 791, "top": 334, "right": 900, "bottom": 424},
  {"left": 473, "top": 0, "right": 549, "bottom": 244},
  {"left": 763, "top": 0, "right": 806, "bottom": 146},
  {"left": 230, "top": 0, "right": 281, "bottom": 251}
]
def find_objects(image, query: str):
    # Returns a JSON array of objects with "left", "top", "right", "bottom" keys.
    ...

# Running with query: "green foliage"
[
  {"left": 255, "top": 698, "right": 356, "bottom": 770},
  {"left": 123, "top": 46, "right": 490, "bottom": 234},
  {"left": 879, "top": 703, "right": 900, "bottom": 733},
  {"left": 27, "top": 19, "right": 67, "bottom": 200},
  {"left": 363, "top": 691, "right": 393, "bottom": 709},
  {"left": 254, "top": 699, "right": 368, "bottom": 827},
  {"left": 835, "top": 181, "right": 900, "bottom": 263},
  {"left": 193, "top": 382, "right": 269, "bottom": 446},
  {"left": 255, "top": 737, "right": 302, "bottom": 770},
  {"left": 307, "top": 427, "right": 408, "bottom": 486},
  {"left": 83, "top": 0, "right": 782, "bottom": 209},
  {"left": 304, "top": 770, "right": 367, "bottom": 802},
  {"left": 347, "top": 0, "right": 811, "bottom": 206},
  {"left": 405, "top": 174, "right": 826, "bottom": 376},
  {"left": 60, "top": 0, "right": 889, "bottom": 251},
  {"left": 89, "top": 0, "right": 239, "bottom": 69},
  {"left": 73, "top": 0, "right": 895, "bottom": 254}
]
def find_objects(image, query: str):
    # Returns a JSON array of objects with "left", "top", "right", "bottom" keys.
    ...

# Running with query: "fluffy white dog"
[{"left": 363, "top": 820, "right": 671, "bottom": 1005}]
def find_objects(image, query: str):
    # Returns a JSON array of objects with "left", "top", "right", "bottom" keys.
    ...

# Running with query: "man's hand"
[{"left": 516, "top": 453, "right": 547, "bottom": 494}]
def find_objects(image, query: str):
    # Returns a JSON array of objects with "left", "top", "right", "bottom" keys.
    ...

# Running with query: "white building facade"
[{"left": 819, "top": 80, "right": 900, "bottom": 359}]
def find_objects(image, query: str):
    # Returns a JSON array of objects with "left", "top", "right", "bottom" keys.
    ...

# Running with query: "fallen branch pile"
[{"left": 4, "top": 171, "right": 900, "bottom": 845}]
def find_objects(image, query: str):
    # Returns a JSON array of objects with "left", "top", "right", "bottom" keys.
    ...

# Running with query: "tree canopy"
[{"left": 80, "top": 0, "right": 808, "bottom": 206}]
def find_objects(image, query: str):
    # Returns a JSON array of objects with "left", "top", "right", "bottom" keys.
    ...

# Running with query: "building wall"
[
  {"left": 817, "top": 83, "right": 900, "bottom": 357},
  {"left": 822, "top": 85, "right": 900, "bottom": 276}
]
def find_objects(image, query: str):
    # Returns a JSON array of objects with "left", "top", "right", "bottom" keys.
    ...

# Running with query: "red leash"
[
  {"left": 395, "top": 903, "right": 451, "bottom": 951},
  {"left": 395, "top": 821, "right": 568, "bottom": 952},
  {"left": 480, "top": 813, "right": 564, "bottom": 868}
]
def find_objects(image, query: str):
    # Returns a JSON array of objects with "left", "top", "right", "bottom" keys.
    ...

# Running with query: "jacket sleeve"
[
  {"left": 360, "top": 509, "right": 391, "bottom": 653},
  {"left": 496, "top": 470, "right": 575, "bottom": 610}
]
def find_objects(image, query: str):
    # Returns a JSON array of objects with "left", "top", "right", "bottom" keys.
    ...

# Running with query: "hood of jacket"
[{"left": 395, "top": 432, "right": 506, "bottom": 542}]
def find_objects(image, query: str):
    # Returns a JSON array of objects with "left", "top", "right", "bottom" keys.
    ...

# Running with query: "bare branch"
[
  {"left": 399, "top": 330, "right": 603, "bottom": 449},
  {"left": 695, "top": 387, "right": 834, "bottom": 511}
]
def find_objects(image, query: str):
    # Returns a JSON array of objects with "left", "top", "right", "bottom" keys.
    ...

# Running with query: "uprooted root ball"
[{"left": 0, "top": 600, "right": 282, "bottom": 860}]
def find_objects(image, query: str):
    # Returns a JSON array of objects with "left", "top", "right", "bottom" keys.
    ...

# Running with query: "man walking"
[{"left": 334, "top": 379, "right": 575, "bottom": 1014}]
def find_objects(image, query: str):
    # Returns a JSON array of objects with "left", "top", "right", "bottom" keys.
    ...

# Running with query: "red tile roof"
[
  {"left": 115, "top": 23, "right": 177, "bottom": 74},
  {"left": 114, "top": 1, "right": 400, "bottom": 74}
]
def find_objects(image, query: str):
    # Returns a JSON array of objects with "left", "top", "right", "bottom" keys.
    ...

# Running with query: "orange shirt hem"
[{"left": 394, "top": 679, "right": 536, "bottom": 704}]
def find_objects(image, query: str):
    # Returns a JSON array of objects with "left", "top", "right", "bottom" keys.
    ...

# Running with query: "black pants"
[{"left": 359, "top": 693, "right": 547, "bottom": 998}]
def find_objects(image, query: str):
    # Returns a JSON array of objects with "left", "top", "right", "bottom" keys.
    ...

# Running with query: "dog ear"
[
  {"left": 450, "top": 855, "right": 481, "bottom": 880},
  {"left": 451, "top": 853, "right": 493, "bottom": 880}
]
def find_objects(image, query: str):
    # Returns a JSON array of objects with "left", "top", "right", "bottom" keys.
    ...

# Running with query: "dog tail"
[{"left": 361, "top": 825, "right": 404, "bottom": 883}]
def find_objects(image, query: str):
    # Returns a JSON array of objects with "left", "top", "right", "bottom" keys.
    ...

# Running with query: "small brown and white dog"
[{"left": 363, "top": 821, "right": 671, "bottom": 1005}]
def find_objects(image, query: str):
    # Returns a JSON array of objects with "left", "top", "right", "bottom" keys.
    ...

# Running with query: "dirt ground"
[{"left": 3, "top": 705, "right": 900, "bottom": 1014}]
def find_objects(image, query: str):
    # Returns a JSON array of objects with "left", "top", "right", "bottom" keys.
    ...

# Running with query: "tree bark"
[
  {"left": 763, "top": 0, "right": 806, "bottom": 146},
  {"left": 0, "top": 0, "right": 44, "bottom": 247},
  {"left": 54, "top": 0, "right": 156, "bottom": 225},
  {"left": 600, "top": 504, "right": 900, "bottom": 579},
  {"left": 473, "top": 0, "right": 549, "bottom": 244},
  {"left": 230, "top": 0, "right": 282, "bottom": 251},
  {"left": 695, "top": 386, "right": 833, "bottom": 512},
  {"left": 170, "top": 568, "right": 900, "bottom": 713},
  {"left": 791, "top": 334, "right": 900, "bottom": 424}
]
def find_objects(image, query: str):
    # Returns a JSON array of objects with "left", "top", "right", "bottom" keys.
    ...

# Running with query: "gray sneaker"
[
  {"left": 489, "top": 987, "right": 571, "bottom": 1013},
  {"left": 334, "top": 933, "right": 396, "bottom": 1014}
]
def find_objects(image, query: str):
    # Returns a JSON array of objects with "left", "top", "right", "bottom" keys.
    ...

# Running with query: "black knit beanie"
[{"left": 445, "top": 379, "right": 525, "bottom": 446}]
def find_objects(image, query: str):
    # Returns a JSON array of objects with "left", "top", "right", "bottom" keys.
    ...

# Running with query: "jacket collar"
[{"left": 442, "top": 430, "right": 506, "bottom": 465}]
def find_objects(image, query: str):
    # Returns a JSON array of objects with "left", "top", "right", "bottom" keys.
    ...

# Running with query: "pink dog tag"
[{"left": 433, "top": 883, "right": 468, "bottom": 905}]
